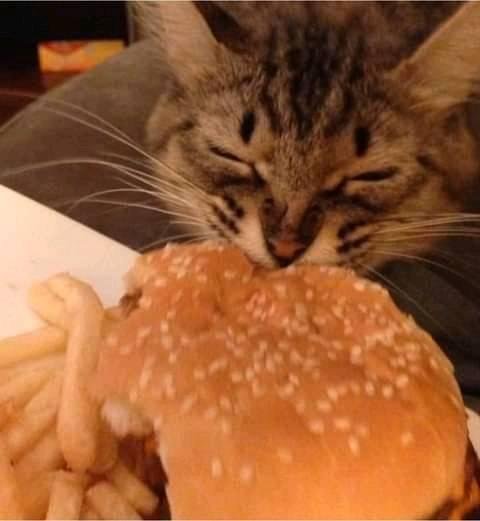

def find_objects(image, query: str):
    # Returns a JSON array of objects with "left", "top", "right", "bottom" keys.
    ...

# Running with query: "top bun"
[{"left": 94, "top": 242, "right": 468, "bottom": 520}]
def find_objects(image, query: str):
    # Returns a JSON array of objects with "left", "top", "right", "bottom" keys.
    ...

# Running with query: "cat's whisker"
[
  {"left": 36, "top": 104, "right": 206, "bottom": 195},
  {"left": 0, "top": 89, "right": 136, "bottom": 144},
  {"left": 0, "top": 157, "right": 208, "bottom": 213},
  {"left": 372, "top": 248, "right": 480, "bottom": 291},
  {"left": 138, "top": 232, "right": 212, "bottom": 253},
  {"left": 355, "top": 259, "right": 465, "bottom": 350},
  {"left": 372, "top": 232, "right": 480, "bottom": 242},
  {"left": 69, "top": 196, "right": 207, "bottom": 227}
]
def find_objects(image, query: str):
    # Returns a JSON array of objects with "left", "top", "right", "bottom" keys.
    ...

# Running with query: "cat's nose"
[{"left": 267, "top": 235, "right": 306, "bottom": 266}]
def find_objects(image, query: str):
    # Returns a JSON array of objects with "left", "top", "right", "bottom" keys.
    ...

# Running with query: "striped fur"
[{"left": 145, "top": 1, "right": 480, "bottom": 269}]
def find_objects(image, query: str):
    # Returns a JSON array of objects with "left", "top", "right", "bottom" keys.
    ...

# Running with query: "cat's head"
[{"left": 145, "top": 1, "right": 480, "bottom": 271}]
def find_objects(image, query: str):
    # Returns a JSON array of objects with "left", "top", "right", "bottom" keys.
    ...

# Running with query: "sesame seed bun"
[{"left": 93, "top": 242, "right": 471, "bottom": 519}]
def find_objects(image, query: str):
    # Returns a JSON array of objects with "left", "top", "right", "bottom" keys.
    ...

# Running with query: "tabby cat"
[{"left": 144, "top": 1, "right": 480, "bottom": 271}]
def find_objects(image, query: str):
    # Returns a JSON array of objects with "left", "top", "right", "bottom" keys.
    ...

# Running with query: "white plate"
[
  {"left": 0, "top": 185, "right": 137, "bottom": 337},
  {"left": 0, "top": 186, "right": 479, "bottom": 455}
]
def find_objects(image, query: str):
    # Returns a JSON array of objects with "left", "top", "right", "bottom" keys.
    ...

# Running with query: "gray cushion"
[{"left": 1, "top": 40, "right": 479, "bottom": 398}]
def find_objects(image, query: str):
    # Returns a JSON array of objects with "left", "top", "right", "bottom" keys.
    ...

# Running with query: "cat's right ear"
[
  {"left": 390, "top": 1, "right": 480, "bottom": 112},
  {"left": 136, "top": 1, "right": 251, "bottom": 84}
]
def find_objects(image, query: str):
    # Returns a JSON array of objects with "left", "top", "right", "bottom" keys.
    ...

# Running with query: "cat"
[{"left": 142, "top": 1, "right": 480, "bottom": 273}]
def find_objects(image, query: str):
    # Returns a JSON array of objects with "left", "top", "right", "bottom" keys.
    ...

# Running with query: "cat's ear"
[
  {"left": 391, "top": 2, "right": 480, "bottom": 111},
  {"left": 140, "top": 1, "right": 251, "bottom": 84}
]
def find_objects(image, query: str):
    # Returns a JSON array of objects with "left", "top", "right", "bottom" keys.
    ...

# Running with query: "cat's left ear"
[{"left": 391, "top": 1, "right": 480, "bottom": 111}]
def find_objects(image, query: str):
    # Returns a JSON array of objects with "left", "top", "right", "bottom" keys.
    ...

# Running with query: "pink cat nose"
[{"left": 267, "top": 236, "right": 306, "bottom": 265}]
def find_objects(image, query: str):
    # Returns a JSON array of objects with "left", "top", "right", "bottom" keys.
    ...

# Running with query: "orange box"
[{"left": 38, "top": 40, "right": 125, "bottom": 72}]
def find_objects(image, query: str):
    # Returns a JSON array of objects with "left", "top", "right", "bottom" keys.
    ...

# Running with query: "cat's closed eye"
[{"left": 351, "top": 168, "right": 398, "bottom": 183}]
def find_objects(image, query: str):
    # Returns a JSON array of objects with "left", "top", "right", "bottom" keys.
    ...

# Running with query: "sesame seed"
[
  {"left": 106, "top": 334, "right": 118, "bottom": 347},
  {"left": 193, "top": 367, "right": 206, "bottom": 381},
  {"left": 395, "top": 374, "right": 409, "bottom": 389},
  {"left": 239, "top": 464, "right": 254, "bottom": 483},
  {"left": 223, "top": 270, "right": 237, "bottom": 280},
  {"left": 382, "top": 384, "right": 394, "bottom": 399},
  {"left": 308, "top": 419, "right": 325, "bottom": 434},
  {"left": 326, "top": 387, "right": 339, "bottom": 402},
  {"left": 351, "top": 345, "right": 362, "bottom": 357},
  {"left": 401, "top": 431, "right": 414, "bottom": 447},
  {"left": 354, "top": 280, "right": 366, "bottom": 292},
  {"left": 245, "top": 368, "right": 255, "bottom": 381},
  {"left": 154, "top": 277, "right": 167, "bottom": 287},
  {"left": 168, "top": 352, "right": 178, "bottom": 365},
  {"left": 406, "top": 352, "right": 419, "bottom": 362},
  {"left": 220, "top": 418, "right": 232, "bottom": 435},
  {"left": 327, "top": 351, "right": 337, "bottom": 361},
  {"left": 209, "top": 357, "right": 228, "bottom": 375},
  {"left": 160, "top": 321, "right": 169, "bottom": 334},
  {"left": 265, "top": 357, "right": 276, "bottom": 373},
  {"left": 230, "top": 370, "right": 243, "bottom": 383},
  {"left": 429, "top": 357, "right": 439, "bottom": 370},
  {"left": 332, "top": 341, "right": 344, "bottom": 351},
  {"left": 204, "top": 406, "right": 219, "bottom": 420},
  {"left": 316, "top": 399, "right": 332, "bottom": 413},
  {"left": 139, "top": 368, "right": 152, "bottom": 390},
  {"left": 180, "top": 393, "right": 198, "bottom": 414},
  {"left": 348, "top": 435, "right": 360, "bottom": 455},
  {"left": 139, "top": 295, "right": 152, "bottom": 310},
  {"left": 211, "top": 458, "right": 223, "bottom": 478},
  {"left": 290, "top": 350, "right": 303, "bottom": 365},
  {"left": 277, "top": 448, "right": 293, "bottom": 463},
  {"left": 274, "top": 284, "right": 287, "bottom": 298},
  {"left": 364, "top": 381, "right": 375, "bottom": 396},
  {"left": 289, "top": 373, "right": 300, "bottom": 387},
  {"left": 153, "top": 416, "right": 164, "bottom": 431},
  {"left": 334, "top": 417, "right": 351, "bottom": 432},
  {"left": 278, "top": 383, "right": 295, "bottom": 398},
  {"left": 305, "top": 289, "right": 314, "bottom": 301},
  {"left": 220, "top": 396, "right": 232, "bottom": 412}
]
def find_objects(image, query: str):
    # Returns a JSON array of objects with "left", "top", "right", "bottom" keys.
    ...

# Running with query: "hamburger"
[{"left": 92, "top": 242, "right": 480, "bottom": 519}]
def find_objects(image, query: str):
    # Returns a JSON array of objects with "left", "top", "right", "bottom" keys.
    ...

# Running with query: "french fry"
[
  {"left": 4, "top": 406, "right": 57, "bottom": 462},
  {"left": 15, "top": 426, "right": 63, "bottom": 478},
  {"left": 49, "top": 274, "right": 104, "bottom": 472},
  {"left": 0, "top": 435, "right": 24, "bottom": 519},
  {"left": 0, "top": 353, "right": 64, "bottom": 384},
  {"left": 90, "top": 422, "right": 119, "bottom": 475},
  {"left": 28, "top": 283, "right": 69, "bottom": 330},
  {"left": 0, "top": 369, "right": 52, "bottom": 429},
  {"left": 24, "top": 373, "right": 62, "bottom": 414},
  {"left": 86, "top": 481, "right": 141, "bottom": 520},
  {"left": 3, "top": 374, "right": 62, "bottom": 462},
  {"left": 107, "top": 461, "right": 159, "bottom": 516},
  {"left": 46, "top": 470, "right": 88, "bottom": 520},
  {"left": 80, "top": 503, "right": 100, "bottom": 520},
  {"left": 0, "top": 327, "right": 66, "bottom": 369},
  {"left": 20, "top": 471, "right": 54, "bottom": 520}
]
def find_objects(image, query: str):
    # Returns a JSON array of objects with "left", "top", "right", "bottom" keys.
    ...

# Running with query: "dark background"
[{"left": 0, "top": 1, "right": 130, "bottom": 122}]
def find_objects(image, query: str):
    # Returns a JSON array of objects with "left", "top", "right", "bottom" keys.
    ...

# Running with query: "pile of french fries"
[{"left": 0, "top": 274, "right": 161, "bottom": 520}]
